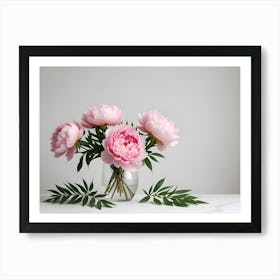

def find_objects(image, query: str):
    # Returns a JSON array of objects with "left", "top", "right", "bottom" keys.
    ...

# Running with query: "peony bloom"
[
  {"left": 138, "top": 110, "right": 179, "bottom": 151},
  {"left": 101, "top": 125, "right": 146, "bottom": 171},
  {"left": 51, "top": 122, "right": 83, "bottom": 161},
  {"left": 82, "top": 104, "right": 124, "bottom": 128}
]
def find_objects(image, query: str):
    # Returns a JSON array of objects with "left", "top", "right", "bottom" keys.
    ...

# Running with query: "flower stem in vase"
[{"left": 103, "top": 164, "right": 138, "bottom": 201}]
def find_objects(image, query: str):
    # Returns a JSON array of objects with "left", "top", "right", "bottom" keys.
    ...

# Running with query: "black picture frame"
[{"left": 19, "top": 46, "right": 261, "bottom": 233}]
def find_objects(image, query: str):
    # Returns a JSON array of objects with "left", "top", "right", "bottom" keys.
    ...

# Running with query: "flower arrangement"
[
  {"left": 46, "top": 104, "right": 205, "bottom": 208},
  {"left": 50, "top": 104, "right": 178, "bottom": 200}
]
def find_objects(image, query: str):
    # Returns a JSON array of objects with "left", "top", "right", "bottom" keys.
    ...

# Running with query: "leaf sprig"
[
  {"left": 139, "top": 178, "right": 207, "bottom": 207},
  {"left": 44, "top": 179, "right": 114, "bottom": 210},
  {"left": 142, "top": 135, "right": 165, "bottom": 171},
  {"left": 76, "top": 127, "right": 106, "bottom": 172}
]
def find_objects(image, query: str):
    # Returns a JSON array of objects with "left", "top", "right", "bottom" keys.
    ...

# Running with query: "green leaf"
[
  {"left": 105, "top": 201, "right": 115, "bottom": 206},
  {"left": 185, "top": 195, "right": 197, "bottom": 199},
  {"left": 96, "top": 200, "right": 102, "bottom": 210},
  {"left": 68, "top": 195, "right": 79, "bottom": 204},
  {"left": 144, "top": 158, "right": 153, "bottom": 171},
  {"left": 89, "top": 191, "right": 97, "bottom": 196},
  {"left": 64, "top": 184, "right": 75, "bottom": 193},
  {"left": 154, "top": 178, "right": 165, "bottom": 192},
  {"left": 172, "top": 199, "right": 188, "bottom": 207},
  {"left": 149, "top": 155, "right": 158, "bottom": 162},
  {"left": 148, "top": 185, "right": 153, "bottom": 195},
  {"left": 95, "top": 194, "right": 107, "bottom": 198},
  {"left": 82, "top": 196, "right": 88, "bottom": 206},
  {"left": 60, "top": 195, "right": 69, "bottom": 203},
  {"left": 174, "top": 189, "right": 191, "bottom": 194},
  {"left": 86, "top": 134, "right": 94, "bottom": 146},
  {"left": 139, "top": 196, "right": 150, "bottom": 203},
  {"left": 77, "top": 156, "right": 84, "bottom": 172},
  {"left": 158, "top": 191, "right": 169, "bottom": 196},
  {"left": 56, "top": 185, "right": 70, "bottom": 194},
  {"left": 194, "top": 200, "right": 207, "bottom": 204},
  {"left": 143, "top": 190, "right": 149, "bottom": 196},
  {"left": 153, "top": 198, "right": 162, "bottom": 205},
  {"left": 163, "top": 197, "right": 173, "bottom": 206},
  {"left": 43, "top": 198, "right": 54, "bottom": 202},
  {"left": 89, "top": 182, "right": 94, "bottom": 192},
  {"left": 172, "top": 200, "right": 183, "bottom": 207},
  {"left": 102, "top": 204, "right": 112, "bottom": 208},
  {"left": 83, "top": 179, "right": 88, "bottom": 191},
  {"left": 77, "top": 183, "right": 87, "bottom": 194},
  {"left": 101, "top": 200, "right": 113, "bottom": 208},
  {"left": 89, "top": 197, "right": 96, "bottom": 207},
  {"left": 167, "top": 187, "right": 177, "bottom": 197},
  {"left": 68, "top": 183, "right": 80, "bottom": 194},
  {"left": 75, "top": 196, "right": 83, "bottom": 204},
  {"left": 48, "top": 189, "right": 60, "bottom": 195},
  {"left": 95, "top": 126, "right": 104, "bottom": 139},
  {"left": 157, "top": 186, "right": 171, "bottom": 194},
  {"left": 79, "top": 140, "right": 90, "bottom": 147},
  {"left": 53, "top": 196, "right": 61, "bottom": 203},
  {"left": 85, "top": 153, "right": 92, "bottom": 166},
  {"left": 152, "top": 153, "right": 165, "bottom": 158}
]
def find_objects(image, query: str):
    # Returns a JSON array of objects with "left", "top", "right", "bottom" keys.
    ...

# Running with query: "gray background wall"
[{"left": 40, "top": 66, "right": 240, "bottom": 195}]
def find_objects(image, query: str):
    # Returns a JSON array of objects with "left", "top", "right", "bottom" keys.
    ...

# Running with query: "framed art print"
[{"left": 19, "top": 46, "right": 261, "bottom": 233}]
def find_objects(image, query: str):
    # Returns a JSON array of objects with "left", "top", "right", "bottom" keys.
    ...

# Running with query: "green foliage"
[
  {"left": 139, "top": 178, "right": 207, "bottom": 207},
  {"left": 143, "top": 158, "right": 153, "bottom": 171},
  {"left": 44, "top": 179, "right": 115, "bottom": 210},
  {"left": 142, "top": 135, "right": 165, "bottom": 171},
  {"left": 76, "top": 128, "right": 106, "bottom": 172}
]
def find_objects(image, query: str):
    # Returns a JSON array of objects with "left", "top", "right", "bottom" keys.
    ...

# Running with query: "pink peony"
[
  {"left": 82, "top": 104, "right": 124, "bottom": 128},
  {"left": 101, "top": 125, "right": 146, "bottom": 171},
  {"left": 138, "top": 110, "right": 179, "bottom": 151},
  {"left": 51, "top": 122, "right": 84, "bottom": 161}
]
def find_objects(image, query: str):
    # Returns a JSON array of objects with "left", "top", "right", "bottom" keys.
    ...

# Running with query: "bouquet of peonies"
[{"left": 51, "top": 104, "right": 179, "bottom": 201}]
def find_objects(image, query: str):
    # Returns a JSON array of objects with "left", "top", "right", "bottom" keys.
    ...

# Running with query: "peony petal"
[
  {"left": 101, "top": 151, "right": 114, "bottom": 165},
  {"left": 81, "top": 104, "right": 124, "bottom": 127},
  {"left": 51, "top": 121, "right": 83, "bottom": 161},
  {"left": 65, "top": 146, "right": 76, "bottom": 161},
  {"left": 101, "top": 124, "right": 145, "bottom": 171}
]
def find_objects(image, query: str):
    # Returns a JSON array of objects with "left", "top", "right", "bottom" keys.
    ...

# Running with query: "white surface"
[
  {"left": 0, "top": 1, "right": 279, "bottom": 280},
  {"left": 36, "top": 193, "right": 246, "bottom": 222},
  {"left": 40, "top": 194, "right": 240, "bottom": 214}
]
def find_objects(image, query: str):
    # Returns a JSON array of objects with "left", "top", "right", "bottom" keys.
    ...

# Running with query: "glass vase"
[{"left": 102, "top": 163, "right": 138, "bottom": 201}]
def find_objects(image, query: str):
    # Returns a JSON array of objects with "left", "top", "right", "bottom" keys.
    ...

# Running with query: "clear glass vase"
[{"left": 102, "top": 163, "right": 138, "bottom": 201}]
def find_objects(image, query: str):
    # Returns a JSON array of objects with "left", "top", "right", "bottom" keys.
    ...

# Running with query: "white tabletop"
[{"left": 40, "top": 194, "right": 240, "bottom": 214}]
